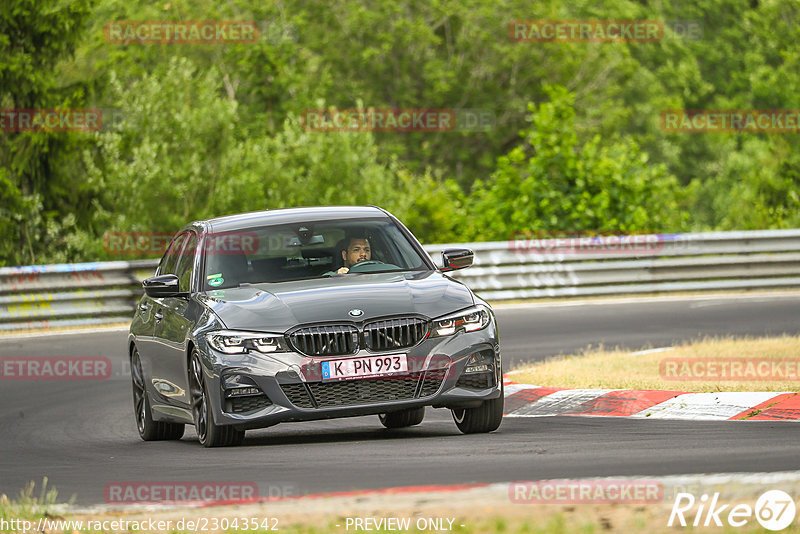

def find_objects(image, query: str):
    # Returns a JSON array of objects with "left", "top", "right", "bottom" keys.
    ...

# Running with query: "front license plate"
[{"left": 321, "top": 354, "right": 408, "bottom": 380}]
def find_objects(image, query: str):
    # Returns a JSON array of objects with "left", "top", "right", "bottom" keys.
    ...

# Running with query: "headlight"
[
  {"left": 206, "top": 330, "right": 288, "bottom": 354},
  {"left": 431, "top": 306, "right": 491, "bottom": 337}
]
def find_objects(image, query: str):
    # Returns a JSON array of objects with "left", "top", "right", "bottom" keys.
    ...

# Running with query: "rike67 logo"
[{"left": 669, "top": 490, "right": 796, "bottom": 531}]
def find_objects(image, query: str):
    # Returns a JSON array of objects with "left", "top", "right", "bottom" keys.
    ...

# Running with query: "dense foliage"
[{"left": 2, "top": 0, "right": 799, "bottom": 265}]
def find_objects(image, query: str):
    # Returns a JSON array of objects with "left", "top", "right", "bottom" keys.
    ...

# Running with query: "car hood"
[{"left": 199, "top": 271, "right": 474, "bottom": 332}]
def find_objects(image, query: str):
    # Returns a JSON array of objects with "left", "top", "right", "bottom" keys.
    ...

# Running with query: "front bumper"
[{"left": 200, "top": 325, "right": 501, "bottom": 430}]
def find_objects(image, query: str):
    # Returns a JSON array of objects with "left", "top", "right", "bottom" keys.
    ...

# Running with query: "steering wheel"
[{"left": 347, "top": 260, "right": 384, "bottom": 273}]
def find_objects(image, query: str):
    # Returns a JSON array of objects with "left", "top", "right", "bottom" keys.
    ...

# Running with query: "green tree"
[
  {"left": 82, "top": 58, "right": 464, "bottom": 255},
  {"left": 7, "top": 0, "right": 800, "bottom": 266},
  {"left": 467, "top": 86, "right": 687, "bottom": 241},
  {"left": 0, "top": 0, "right": 95, "bottom": 265}
]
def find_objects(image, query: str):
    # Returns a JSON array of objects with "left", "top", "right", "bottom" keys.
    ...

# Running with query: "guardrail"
[{"left": 2, "top": 229, "right": 799, "bottom": 331}]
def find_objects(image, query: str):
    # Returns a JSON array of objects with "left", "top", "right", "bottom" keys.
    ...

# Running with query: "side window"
[
  {"left": 175, "top": 233, "right": 198, "bottom": 292},
  {"left": 387, "top": 223, "right": 425, "bottom": 269},
  {"left": 158, "top": 233, "right": 187, "bottom": 276}
]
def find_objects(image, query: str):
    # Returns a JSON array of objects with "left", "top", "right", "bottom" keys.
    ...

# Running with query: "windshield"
[{"left": 201, "top": 218, "right": 429, "bottom": 289}]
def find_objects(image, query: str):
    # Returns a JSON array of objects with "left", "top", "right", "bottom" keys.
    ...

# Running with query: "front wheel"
[
  {"left": 379, "top": 407, "right": 425, "bottom": 428},
  {"left": 131, "top": 348, "right": 184, "bottom": 441},
  {"left": 189, "top": 350, "right": 245, "bottom": 447},
  {"left": 451, "top": 393, "right": 504, "bottom": 434}
]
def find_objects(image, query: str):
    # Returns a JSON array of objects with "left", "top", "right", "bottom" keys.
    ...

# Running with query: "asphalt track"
[{"left": 2, "top": 292, "right": 800, "bottom": 505}]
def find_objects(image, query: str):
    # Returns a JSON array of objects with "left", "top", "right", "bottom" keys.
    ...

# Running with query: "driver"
[{"left": 336, "top": 235, "right": 371, "bottom": 274}]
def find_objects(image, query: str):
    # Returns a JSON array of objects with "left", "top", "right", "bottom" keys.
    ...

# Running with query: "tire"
[
  {"left": 131, "top": 348, "right": 185, "bottom": 441},
  {"left": 451, "top": 390, "right": 504, "bottom": 434},
  {"left": 189, "top": 350, "right": 245, "bottom": 447},
  {"left": 379, "top": 407, "right": 425, "bottom": 428}
]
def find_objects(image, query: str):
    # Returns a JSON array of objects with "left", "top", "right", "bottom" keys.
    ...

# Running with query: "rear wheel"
[
  {"left": 451, "top": 391, "right": 504, "bottom": 434},
  {"left": 379, "top": 407, "right": 425, "bottom": 428},
  {"left": 189, "top": 350, "right": 245, "bottom": 447},
  {"left": 131, "top": 348, "right": 184, "bottom": 441}
]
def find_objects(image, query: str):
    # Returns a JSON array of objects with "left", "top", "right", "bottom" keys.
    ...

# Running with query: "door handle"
[
  {"left": 154, "top": 311, "right": 164, "bottom": 321},
  {"left": 139, "top": 303, "right": 149, "bottom": 311}
]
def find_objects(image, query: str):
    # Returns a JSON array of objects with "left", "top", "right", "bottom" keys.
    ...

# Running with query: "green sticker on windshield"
[
  {"left": 208, "top": 277, "right": 224, "bottom": 287},
  {"left": 206, "top": 273, "right": 222, "bottom": 280}
]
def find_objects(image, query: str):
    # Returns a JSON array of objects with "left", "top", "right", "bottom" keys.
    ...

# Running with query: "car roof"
[{"left": 198, "top": 206, "right": 391, "bottom": 232}]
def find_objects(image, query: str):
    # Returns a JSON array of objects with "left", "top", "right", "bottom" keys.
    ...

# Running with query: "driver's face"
[{"left": 342, "top": 238, "right": 371, "bottom": 268}]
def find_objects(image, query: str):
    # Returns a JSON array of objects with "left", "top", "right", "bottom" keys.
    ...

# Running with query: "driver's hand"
[{"left": 336, "top": 267, "right": 349, "bottom": 274}]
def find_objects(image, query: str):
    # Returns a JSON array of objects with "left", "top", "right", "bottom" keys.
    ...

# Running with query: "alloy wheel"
[{"left": 190, "top": 352, "right": 208, "bottom": 442}]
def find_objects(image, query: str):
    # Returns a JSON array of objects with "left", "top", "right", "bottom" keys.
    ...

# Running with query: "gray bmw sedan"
[{"left": 129, "top": 206, "right": 502, "bottom": 446}]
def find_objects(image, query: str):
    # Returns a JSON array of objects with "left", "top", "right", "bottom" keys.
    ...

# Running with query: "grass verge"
[
  {"left": 507, "top": 335, "right": 800, "bottom": 392},
  {"left": 5, "top": 477, "right": 800, "bottom": 533},
  {"left": 0, "top": 478, "right": 69, "bottom": 521}
]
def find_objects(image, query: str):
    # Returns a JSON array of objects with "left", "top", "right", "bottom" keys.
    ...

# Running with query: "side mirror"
[
  {"left": 143, "top": 274, "right": 184, "bottom": 298},
  {"left": 441, "top": 248, "right": 474, "bottom": 272}
]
